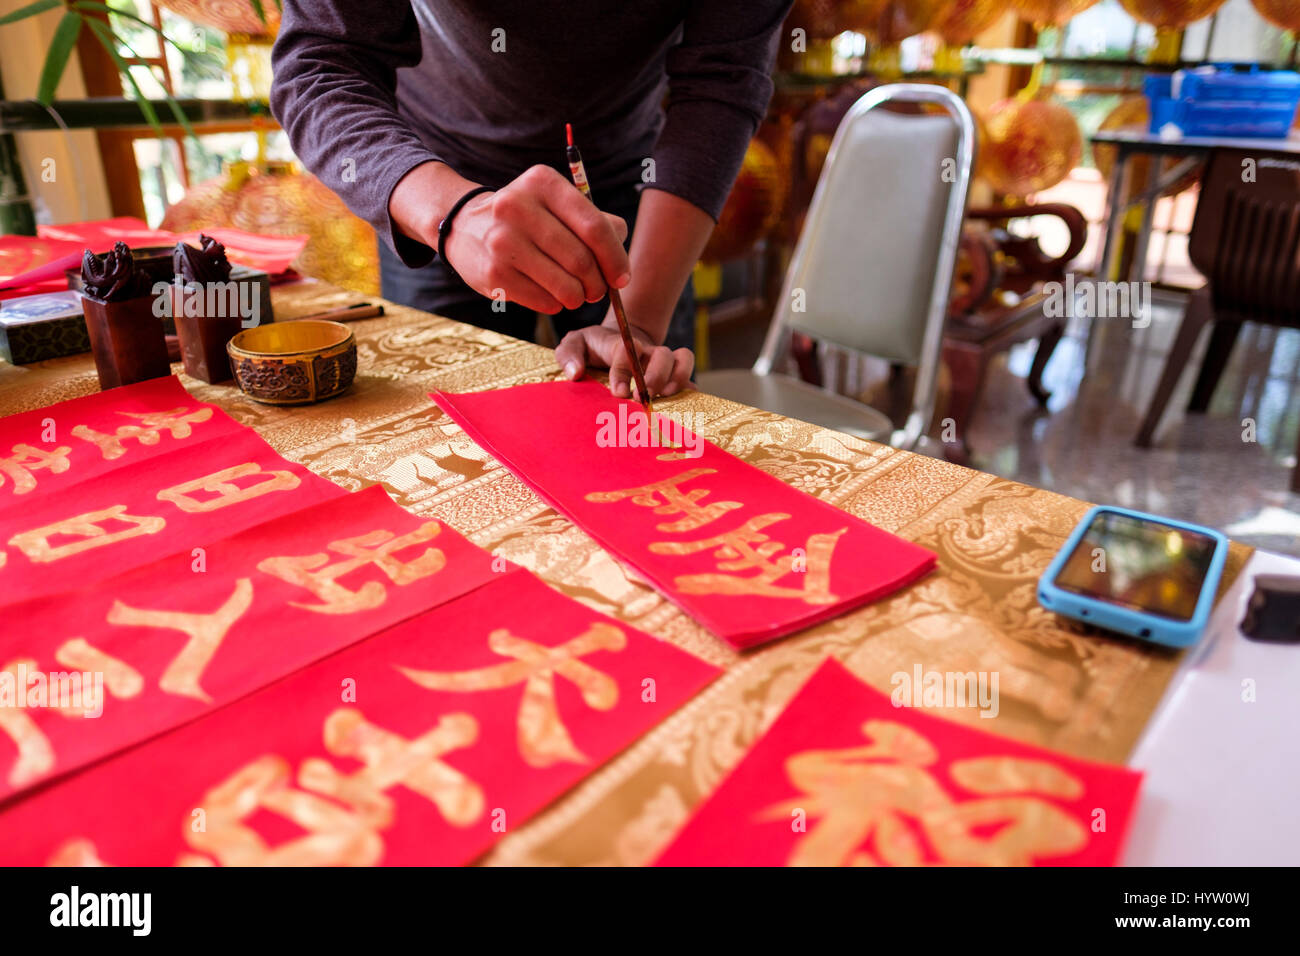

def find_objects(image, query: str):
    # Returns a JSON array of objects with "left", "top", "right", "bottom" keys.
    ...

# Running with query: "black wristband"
[{"left": 436, "top": 185, "right": 494, "bottom": 267}]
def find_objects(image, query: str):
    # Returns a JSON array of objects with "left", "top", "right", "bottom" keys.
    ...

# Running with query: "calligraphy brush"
[{"left": 565, "top": 123, "right": 654, "bottom": 419}]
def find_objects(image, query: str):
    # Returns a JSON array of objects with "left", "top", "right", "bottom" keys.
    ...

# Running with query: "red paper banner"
[
  {"left": 0, "top": 377, "right": 344, "bottom": 602},
  {"left": 0, "top": 484, "right": 504, "bottom": 802},
  {"left": 0, "top": 377, "right": 247, "bottom": 508},
  {"left": 432, "top": 381, "right": 937, "bottom": 649},
  {"left": 0, "top": 570, "right": 719, "bottom": 866},
  {"left": 654, "top": 658, "right": 1143, "bottom": 866}
]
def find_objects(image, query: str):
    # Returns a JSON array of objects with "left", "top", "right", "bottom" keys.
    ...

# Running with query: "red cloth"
[
  {"left": 654, "top": 658, "right": 1143, "bottom": 866},
  {"left": 0, "top": 570, "right": 719, "bottom": 865},
  {"left": 432, "top": 380, "right": 937, "bottom": 649},
  {"left": 0, "top": 219, "right": 307, "bottom": 299}
]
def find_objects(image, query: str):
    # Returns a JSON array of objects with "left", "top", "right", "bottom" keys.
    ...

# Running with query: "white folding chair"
[{"left": 698, "top": 83, "right": 975, "bottom": 449}]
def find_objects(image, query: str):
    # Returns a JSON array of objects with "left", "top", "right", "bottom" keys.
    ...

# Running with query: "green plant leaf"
[
  {"left": 103, "top": 19, "right": 199, "bottom": 141},
  {"left": 0, "top": 0, "right": 63, "bottom": 27},
  {"left": 72, "top": 1, "right": 211, "bottom": 71},
  {"left": 249, "top": 0, "right": 267, "bottom": 26},
  {"left": 86, "top": 16, "right": 162, "bottom": 134},
  {"left": 36, "top": 11, "right": 82, "bottom": 106}
]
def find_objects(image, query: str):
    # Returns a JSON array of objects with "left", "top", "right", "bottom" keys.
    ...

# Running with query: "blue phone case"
[{"left": 1037, "top": 505, "right": 1229, "bottom": 648}]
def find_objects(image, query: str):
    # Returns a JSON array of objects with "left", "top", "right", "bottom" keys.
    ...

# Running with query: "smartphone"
[{"left": 1038, "top": 506, "right": 1229, "bottom": 648}]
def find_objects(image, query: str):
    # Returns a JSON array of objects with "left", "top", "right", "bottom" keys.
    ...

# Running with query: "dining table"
[{"left": 0, "top": 277, "right": 1256, "bottom": 866}]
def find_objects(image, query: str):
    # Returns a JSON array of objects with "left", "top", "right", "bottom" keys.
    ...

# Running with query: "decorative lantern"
[
  {"left": 1117, "top": 0, "right": 1228, "bottom": 28},
  {"left": 1250, "top": 0, "right": 1300, "bottom": 31},
  {"left": 701, "top": 139, "right": 783, "bottom": 263},
  {"left": 787, "top": 0, "right": 846, "bottom": 39},
  {"left": 980, "top": 96, "right": 1082, "bottom": 197},
  {"left": 154, "top": 0, "right": 281, "bottom": 35},
  {"left": 938, "top": 0, "right": 1006, "bottom": 44},
  {"left": 1093, "top": 96, "right": 1198, "bottom": 197},
  {"left": 162, "top": 161, "right": 379, "bottom": 295},
  {"left": 1009, "top": 0, "right": 1100, "bottom": 26},
  {"left": 851, "top": 0, "right": 955, "bottom": 43}
]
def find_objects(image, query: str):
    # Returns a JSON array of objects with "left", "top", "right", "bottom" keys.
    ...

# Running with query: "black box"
[{"left": 0, "top": 291, "right": 91, "bottom": 365}]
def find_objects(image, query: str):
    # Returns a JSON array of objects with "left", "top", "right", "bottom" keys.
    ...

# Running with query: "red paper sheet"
[
  {"left": 654, "top": 658, "right": 1143, "bottom": 866},
  {"left": 0, "top": 377, "right": 244, "bottom": 503},
  {"left": 0, "top": 570, "right": 719, "bottom": 866},
  {"left": 29, "top": 218, "right": 308, "bottom": 277},
  {"left": 0, "top": 377, "right": 344, "bottom": 602},
  {"left": 0, "top": 236, "right": 87, "bottom": 300},
  {"left": 432, "top": 380, "right": 937, "bottom": 649},
  {"left": 0, "top": 485, "right": 504, "bottom": 802}
]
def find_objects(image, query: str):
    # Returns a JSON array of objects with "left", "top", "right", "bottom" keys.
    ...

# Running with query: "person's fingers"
[
  {"left": 664, "top": 347, "right": 695, "bottom": 396},
  {"left": 608, "top": 358, "right": 633, "bottom": 399},
  {"left": 555, "top": 328, "right": 593, "bottom": 380},
  {"left": 496, "top": 266, "right": 563, "bottom": 315},
  {"left": 507, "top": 237, "right": 587, "bottom": 312},
  {"left": 532, "top": 166, "right": 631, "bottom": 287},
  {"left": 641, "top": 346, "right": 675, "bottom": 398},
  {"left": 602, "top": 211, "right": 629, "bottom": 245},
  {"left": 528, "top": 209, "right": 607, "bottom": 303}
]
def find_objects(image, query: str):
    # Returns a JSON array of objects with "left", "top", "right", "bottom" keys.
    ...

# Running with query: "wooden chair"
[
  {"left": 1134, "top": 148, "right": 1300, "bottom": 491},
  {"left": 940, "top": 202, "right": 1089, "bottom": 463}
]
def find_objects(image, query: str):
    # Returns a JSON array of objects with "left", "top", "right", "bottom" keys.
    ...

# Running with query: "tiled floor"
[
  {"left": 962, "top": 295, "right": 1300, "bottom": 558},
  {"left": 708, "top": 292, "right": 1300, "bottom": 558}
]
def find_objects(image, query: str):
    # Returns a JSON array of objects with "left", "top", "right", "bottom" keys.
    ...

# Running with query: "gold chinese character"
[
  {"left": 9, "top": 506, "right": 165, "bottom": 563},
  {"left": 257, "top": 524, "right": 446, "bottom": 615},
  {"left": 46, "top": 838, "right": 109, "bottom": 867},
  {"left": 0, "top": 658, "right": 54, "bottom": 787},
  {"left": 759, "top": 719, "right": 1087, "bottom": 866},
  {"left": 651, "top": 513, "right": 844, "bottom": 605},
  {"left": 299, "top": 708, "right": 483, "bottom": 828},
  {"left": 54, "top": 639, "right": 144, "bottom": 700},
  {"left": 399, "top": 623, "right": 626, "bottom": 767},
  {"left": 106, "top": 579, "right": 253, "bottom": 702},
  {"left": 585, "top": 469, "right": 742, "bottom": 532},
  {"left": 0, "top": 443, "right": 72, "bottom": 495},
  {"left": 72, "top": 406, "right": 214, "bottom": 460},
  {"left": 156, "top": 462, "right": 301, "bottom": 513},
  {"left": 185, "top": 755, "right": 384, "bottom": 866}
]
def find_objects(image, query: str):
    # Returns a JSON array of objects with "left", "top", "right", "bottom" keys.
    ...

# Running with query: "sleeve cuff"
[
  {"left": 650, "top": 99, "right": 763, "bottom": 221},
  {"left": 380, "top": 150, "right": 444, "bottom": 269}
]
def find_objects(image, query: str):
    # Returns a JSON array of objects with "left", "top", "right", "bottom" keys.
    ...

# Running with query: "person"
[{"left": 271, "top": 1, "right": 791, "bottom": 399}]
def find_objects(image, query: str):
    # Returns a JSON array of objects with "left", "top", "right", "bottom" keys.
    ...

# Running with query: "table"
[
  {"left": 0, "top": 278, "right": 1252, "bottom": 866},
  {"left": 1091, "top": 128, "right": 1300, "bottom": 285}
]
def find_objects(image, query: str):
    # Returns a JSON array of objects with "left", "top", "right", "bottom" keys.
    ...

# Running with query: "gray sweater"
[{"left": 270, "top": 1, "right": 791, "bottom": 267}]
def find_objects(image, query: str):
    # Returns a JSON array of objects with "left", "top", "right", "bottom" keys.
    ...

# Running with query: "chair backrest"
[
  {"left": 753, "top": 84, "right": 974, "bottom": 446},
  {"left": 1190, "top": 148, "right": 1300, "bottom": 325}
]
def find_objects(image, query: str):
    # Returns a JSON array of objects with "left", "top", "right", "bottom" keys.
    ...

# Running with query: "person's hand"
[
  {"left": 439, "top": 165, "right": 631, "bottom": 314},
  {"left": 555, "top": 323, "right": 694, "bottom": 400}
]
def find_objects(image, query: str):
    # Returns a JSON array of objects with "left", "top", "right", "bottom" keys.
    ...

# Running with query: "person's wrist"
[{"left": 388, "top": 161, "right": 480, "bottom": 248}]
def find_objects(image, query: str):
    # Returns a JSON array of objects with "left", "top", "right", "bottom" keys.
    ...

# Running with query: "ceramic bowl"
[{"left": 227, "top": 319, "right": 356, "bottom": 405}]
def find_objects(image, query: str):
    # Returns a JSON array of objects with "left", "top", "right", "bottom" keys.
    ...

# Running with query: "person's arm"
[
  {"left": 272, "top": 2, "right": 630, "bottom": 302},
  {"left": 555, "top": 0, "right": 792, "bottom": 398},
  {"left": 270, "top": 0, "right": 440, "bottom": 267}
]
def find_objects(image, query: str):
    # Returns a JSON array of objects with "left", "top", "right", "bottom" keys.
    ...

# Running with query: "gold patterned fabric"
[{"left": 0, "top": 280, "right": 1248, "bottom": 866}]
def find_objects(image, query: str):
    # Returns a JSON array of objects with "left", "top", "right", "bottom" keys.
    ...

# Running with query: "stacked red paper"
[{"left": 0, "top": 377, "right": 720, "bottom": 865}]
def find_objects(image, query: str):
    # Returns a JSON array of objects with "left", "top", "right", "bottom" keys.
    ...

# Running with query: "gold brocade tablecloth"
[{"left": 0, "top": 279, "right": 1249, "bottom": 867}]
